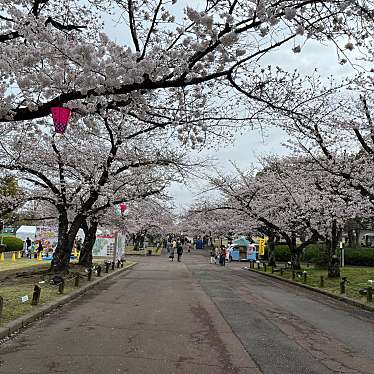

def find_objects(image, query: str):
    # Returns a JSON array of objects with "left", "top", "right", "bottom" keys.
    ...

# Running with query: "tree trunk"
[
  {"left": 267, "top": 232, "right": 276, "bottom": 267},
  {"left": 327, "top": 219, "right": 340, "bottom": 278},
  {"left": 347, "top": 228, "right": 354, "bottom": 247},
  {"left": 354, "top": 227, "right": 360, "bottom": 248},
  {"left": 79, "top": 219, "right": 98, "bottom": 268},
  {"left": 51, "top": 212, "right": 84, "bottom": 273},
  {"left": 289, "top": 232, "right": 301, "bottom": 270}
]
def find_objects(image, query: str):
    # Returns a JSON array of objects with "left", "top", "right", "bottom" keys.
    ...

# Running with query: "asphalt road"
[{"left": 1, "top": 253, "right": 374, "bottom": 374}]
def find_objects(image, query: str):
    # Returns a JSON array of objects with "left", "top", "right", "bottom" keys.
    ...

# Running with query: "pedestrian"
[
  {"left": 177, "top": 241, "right": 183, "bottom": 262},
  {"left": 36, "top": 241, "right": 43, "bottom": 258},
  {"left": 219, "top": 246, "right": 226, "bottom": 266},
  {"left": 169, "top": 247, "right": 175, "bottom": 261},
  {"left": 25, "top": 237, "right": 32, "bottom": 258},
  {"left": 166, "top": 240, "right": 171, "bottom": 254},
  {"left": 210, "top": 248, "right": 215, "bottom": 264}
]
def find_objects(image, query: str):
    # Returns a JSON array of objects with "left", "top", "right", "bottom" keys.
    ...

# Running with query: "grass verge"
[
  {"left": 0, "top": 261, "right": 135, "bottom": 326},
  {"left": 0, "top": 258, "right": 50, "bottom": 273},
  {"left": 125, "top": 246, "right": 161, "bottom": 256},
  {"left": 254, "top": 265, "right": 374, "bottom": 305}
]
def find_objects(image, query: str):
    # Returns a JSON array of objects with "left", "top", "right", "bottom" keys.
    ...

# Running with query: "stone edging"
[
  {"left": 0, "top": 262, "right": 137, "bottom": 340},
  {"left": 247, "top": 268, "right": 374, "bottom": 313}
]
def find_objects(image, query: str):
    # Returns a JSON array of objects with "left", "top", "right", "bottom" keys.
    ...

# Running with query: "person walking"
[
  {"left": 177, "top": 241, "right": 183, "bottom": 262},
  {"left": 219, "top": 246, "right": 226, "bottom": 266},
  {"left": 36, "top": 241, "right": 43, "bottom": 258},
  {"left": 25, "top": 237, "right": 32, "bottom": 258},
  {"left": 210, "top": 248, "right": 215, "bottom": 264},
  {"left": 169, "top": 246, "right": 175, "bottom": 261}
]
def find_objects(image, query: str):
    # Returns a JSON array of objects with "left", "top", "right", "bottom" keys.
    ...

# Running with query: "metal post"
[
  {"left": 320, "top": 275, "right": 324, "bottom": 288},
  {"left": 280, "top": 268, "right": 284, "bottom": 276},
  {"left": 87, "top": 268, "right": 92, "bottom": 281},
  {"left": 0, "top": 295, "right": 4, "bottom": 320},
  {"left": 257, "top": 262, "right": 260, "bottom": 270},
  {"left": 58, "top": 279, "right": 65, "bottom": 294},
  {"left": 292, "top": 270, "right": 295, "bottom": 280},
  {"left": 105, "top": 262, "right": 110, "bottom": 273},
  {"left": 31, "top": 285, "right": 41, "bottom": 305},
  {"left": 111, "top": 261, "right": 115, "bottom": 271},
  {"left": 263, "top": 264, "right": 267, "bottom": 272},
  {"left": 96, "top": 265, "right": 102, "bottom": 277},
  {"left": 74, "top": 273, "right": 80, "bottom": 287},
  {"left": 368, "top": 287, "right": 373, "bottom": 303},
  {"left": 340, "top": 280, "right": 345, "bottom": 294},
  {"left": 117, "top": 260, "right": 120, "bottom": 269},
  {"left": 303, "top": 272, "right": 307, "bottom": 283}
]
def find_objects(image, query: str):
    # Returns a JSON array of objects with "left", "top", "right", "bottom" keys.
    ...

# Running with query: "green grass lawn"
[
  {"left": 0, "top": 260, "right": 135, "bottom": 326},
  {"left": 258, "top": 265, "right": 374, "bottom": 304},
  {"left": 125, "top": 246, "right": 161, "bottom": 256},
  {"left": 0, "top": 257, "right": 50, "bottom": 272}
]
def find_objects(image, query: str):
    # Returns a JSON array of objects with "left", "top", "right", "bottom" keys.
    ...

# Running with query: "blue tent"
[{"left": 232, "top": 237, "right": 250, "bottom": 247}]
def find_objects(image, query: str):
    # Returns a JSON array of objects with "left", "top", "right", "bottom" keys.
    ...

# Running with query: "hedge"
[
  {"left": 0, "top": 236, "right": 23, "bottom": 252},
  {"left": 344, "top": 248, "right": 374, "bottom": 267},
  {"left": 265, "top": 243, "right": 374, "bottom": 266}
]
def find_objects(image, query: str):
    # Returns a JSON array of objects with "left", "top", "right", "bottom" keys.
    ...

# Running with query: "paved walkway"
[
  {"left": 0, "top": 255, "right": 259, "bottom": 374},
  {"left": 1, "top": 254, "right": 374, "bottom": 374}
]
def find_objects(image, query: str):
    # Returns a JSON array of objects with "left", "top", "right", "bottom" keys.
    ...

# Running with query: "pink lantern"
[
  {"left": 119, "top": 203, "right": 127, "bottom": 214},
  {"left": 51, "top": 107, "right": 71, "bottom": 134}
]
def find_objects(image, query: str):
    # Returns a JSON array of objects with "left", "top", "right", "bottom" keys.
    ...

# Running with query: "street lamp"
[{"left": 51, "top": 106, "right": 71, "bottom": 134}]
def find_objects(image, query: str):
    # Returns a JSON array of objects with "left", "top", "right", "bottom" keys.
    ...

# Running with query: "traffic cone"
[
  {"left": 0, "top": 252, "right": 4, "bottom": 262},
  {"left": 11, "top": 252, "right": 16, "bottom": 262}
]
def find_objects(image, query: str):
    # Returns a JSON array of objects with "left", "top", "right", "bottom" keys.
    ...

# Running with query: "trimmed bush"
[
  {"left": 0, "top": 236, "right": 23, "bottom": 252},
  {"left": 344, "top": 247, "right": 374, "bottom": 267}
]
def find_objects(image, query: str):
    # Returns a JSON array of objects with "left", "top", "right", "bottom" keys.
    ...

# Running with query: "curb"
[
  {"left": 247, "top": 268, "right": 374, "bottom": 313},
  {"left": 0, "top": 262, "right": 137, "bottom": 340}
]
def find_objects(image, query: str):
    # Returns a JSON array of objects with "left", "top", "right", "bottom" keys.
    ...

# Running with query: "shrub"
[
  {"left": 0, "top": 236, "right": 23, "bottom": 252},
  {"left": 344, "top": 247, "right": 374, "bottom": 267}
]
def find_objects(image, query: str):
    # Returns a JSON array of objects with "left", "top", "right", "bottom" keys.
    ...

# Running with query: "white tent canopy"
[{"left": 16, "top": 226, "right": 37, "bottom": 242}]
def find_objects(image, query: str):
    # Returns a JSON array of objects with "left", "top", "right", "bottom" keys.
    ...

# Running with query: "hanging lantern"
[
  {"left": 119, "top": 203, "right": 127, "bottom": 215},
  {"left": 51, "top": 106, "right": 71, "bottom": 134}
]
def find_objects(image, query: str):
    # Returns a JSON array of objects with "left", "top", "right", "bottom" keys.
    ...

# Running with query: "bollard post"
[
  {"left": 117, "top": 260, "right": 120, "bottom": 269},
  {"left": 292, "top": 270, "right": 295, "bottom": 280},
  {"left": 320, "top": 275, "right": 324, "bottom": 288},
  {"left": 368, "top": 287, "right": 373, "bottom": 303},
  {"left": 280, "top": 268, "right": 284, "bottom": 276},
  {"left": 87, "top": 268, "right": 92, "bottom": 281},
  {"left": 340, "top": 280, "right": 345, "bottom": 294},
  {"left": 96, "top": 265, "right": 102, "bottom": 277},
  {"left": 257, "top": 262, "right": 260, "bottom": 270},
  {"left": 263, "top": 264, "right": 267, "bottom": 272},
  {"left": 31, "top": 285, "right": 41, "bottom": 305},
  {"left": 105, "top": 262, "right": 110, "bottom": 273},
  {"left": 271, "top": 267, "right": 274, "bottom": 274},
  {"left": 111, "top": 261, "right": 115, "bottom": 271},
  {"left": 120, "top": 261, "right": 124, "bottom": 268},
  {"left": 0, "top": 296, "right": 3, "bottom": 320},
  {"left": 58, "top": 279, "right": 65, "bottom": 294},
  {"left": 303, "top": 272, "right": 307, "bottom": 283},
  {"left": 74, "top": 273, "right": 80, "bottom": 287}
]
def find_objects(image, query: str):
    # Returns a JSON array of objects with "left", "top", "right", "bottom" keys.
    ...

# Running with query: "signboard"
[{"left": 259, "top": 239, "right": 265, "bottom": 256}]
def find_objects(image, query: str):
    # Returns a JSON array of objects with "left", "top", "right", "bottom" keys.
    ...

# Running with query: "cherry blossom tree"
[
  {"left": 0, "top": 0, "right": 372, "bottom": 131},
  {"left": 198, "top": 155, "right": 371, "bottom": 275},
  {"left": 0, "top": 112, "right": 197, "bottom": 272}
]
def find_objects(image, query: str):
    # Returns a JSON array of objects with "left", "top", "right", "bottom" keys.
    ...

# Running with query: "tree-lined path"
[{"left": 1, "top": 254, "right": 374, "bottom": 373}]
